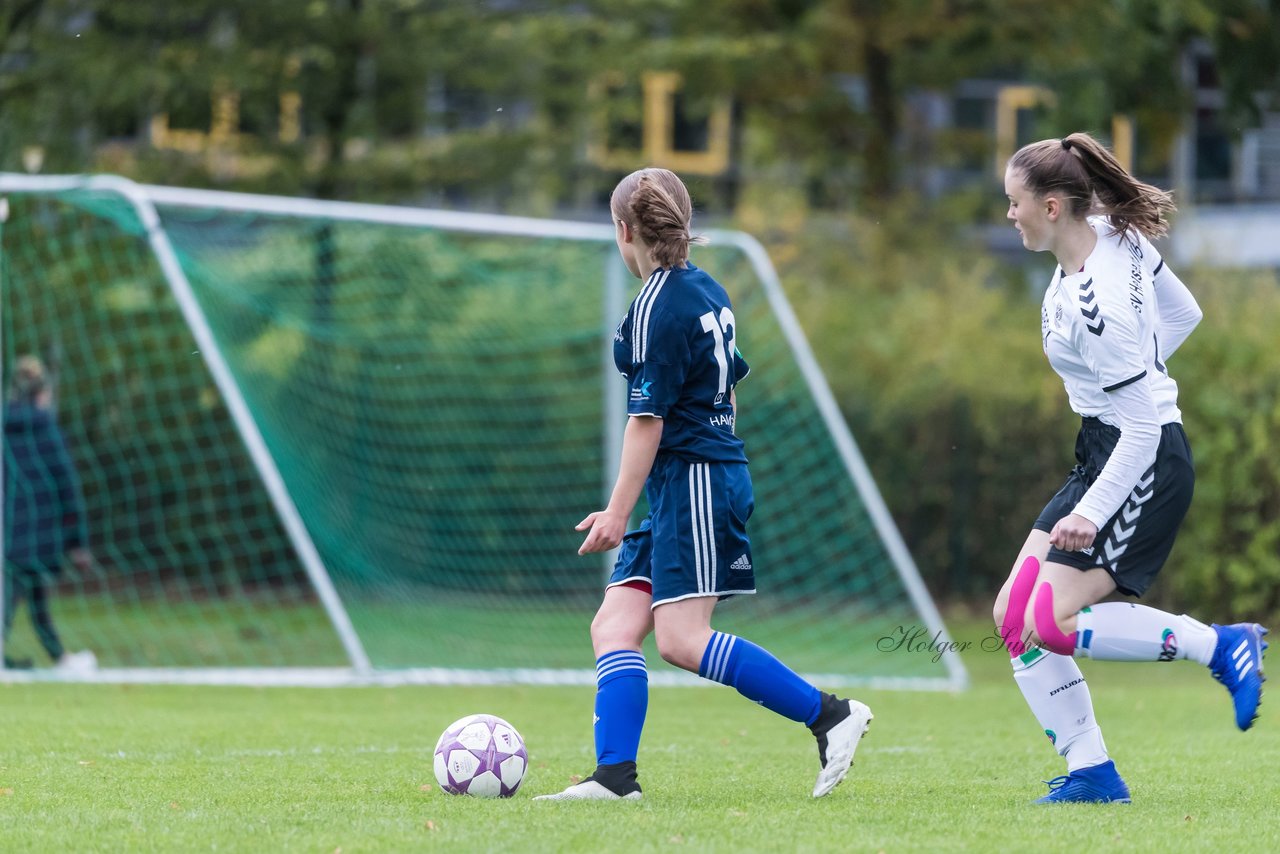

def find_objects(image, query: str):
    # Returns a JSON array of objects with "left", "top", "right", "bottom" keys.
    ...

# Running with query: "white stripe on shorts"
[
  {"left": 688, "top": 462, "right": 717, "bottom": 594},
  {"left": 702, "top": 464, "right": 717, "bottom": 591}
]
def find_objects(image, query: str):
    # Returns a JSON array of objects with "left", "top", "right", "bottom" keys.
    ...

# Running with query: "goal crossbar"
[{"left": 0, "top": 173, "right": 967, "bottom": 691}]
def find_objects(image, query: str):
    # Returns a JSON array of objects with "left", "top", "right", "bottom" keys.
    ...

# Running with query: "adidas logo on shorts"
[{"left": 730, "top": 555, "right": 752, "bottom": 572}]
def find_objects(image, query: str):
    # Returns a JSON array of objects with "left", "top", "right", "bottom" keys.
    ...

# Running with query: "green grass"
[{"left": 2, "top": 619, "right": 1278, "bottom": 852}]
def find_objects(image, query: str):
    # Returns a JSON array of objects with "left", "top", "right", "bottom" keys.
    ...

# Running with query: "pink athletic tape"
[
  {"left": 1000, "top": 556, "right": 1040, "bottom": 657},
  {"left": 1032, "top": 581, "right": 1077, "bottom": 656}
]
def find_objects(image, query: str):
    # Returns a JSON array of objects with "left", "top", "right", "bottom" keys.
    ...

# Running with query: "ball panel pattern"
[{"left": 433, "top": 714, "right": 528, "bottom": 797}]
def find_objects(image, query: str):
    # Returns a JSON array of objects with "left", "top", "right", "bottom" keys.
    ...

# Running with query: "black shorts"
[{"left": 1034, "top": 418, "right": 1194, "bottom": 597}]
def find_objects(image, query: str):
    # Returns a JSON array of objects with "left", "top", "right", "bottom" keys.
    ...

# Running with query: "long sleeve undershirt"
[
  {"left": 1071, "top": 376, "right": 1162, "bottom": 529},
  {"left": 1153, "top": 262, "right": 1202, "bottom": 358}
]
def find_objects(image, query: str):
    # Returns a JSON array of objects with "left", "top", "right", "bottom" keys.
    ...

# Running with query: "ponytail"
[
  {"left": 610, "top": 168, "right": 704, "bottom": 267},
  {"left": 1010, "top": 132, "right": 1175, "bottom": 241}
]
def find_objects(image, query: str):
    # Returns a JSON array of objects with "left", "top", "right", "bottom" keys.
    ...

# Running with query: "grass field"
[{"left": 2, "top": 618, "right": 1278, "bottom": 852}]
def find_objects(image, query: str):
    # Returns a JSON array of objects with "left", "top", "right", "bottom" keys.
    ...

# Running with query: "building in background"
[{"left": 5, "top": 22, "right": 1278, "bottom": 265}]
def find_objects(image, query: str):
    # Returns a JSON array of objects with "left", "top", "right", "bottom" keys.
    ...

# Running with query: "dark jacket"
[{"left": 4, "top": 402, "right": 86, "bottom": 569}]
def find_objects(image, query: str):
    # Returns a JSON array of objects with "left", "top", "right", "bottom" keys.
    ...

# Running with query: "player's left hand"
[
  {"left": 1049, "top": 513, "right": 1098, "bottom": 553},
  {"left": 67, "top": 547, "right": 95, "bottom": 573},
  {"left": 576, "top": 510, "right": 627, "bottom": 555}
]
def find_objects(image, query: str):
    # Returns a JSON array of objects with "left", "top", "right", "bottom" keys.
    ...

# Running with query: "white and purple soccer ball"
[{"left": 433, "top": 714, "right": 528, "bottom": 797}]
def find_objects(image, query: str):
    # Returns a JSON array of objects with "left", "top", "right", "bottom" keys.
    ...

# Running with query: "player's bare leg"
[{"left": 536, "top": 585, "right": 651, "bottom": 802}]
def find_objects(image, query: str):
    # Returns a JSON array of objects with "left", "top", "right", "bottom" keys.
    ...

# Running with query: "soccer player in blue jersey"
[
  {"left": 3, "top": 355, "right": 97, "bottom": 672},
  {"left": 535, "top": 168, "right": 872, "bottom": 802},
  {"left": 995, "top": 132, "right": 1267, "bottom": 804}
]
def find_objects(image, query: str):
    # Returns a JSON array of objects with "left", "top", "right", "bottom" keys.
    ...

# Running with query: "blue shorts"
[{"left": 607, "top": 455, "right": 757, "bottom": 607}]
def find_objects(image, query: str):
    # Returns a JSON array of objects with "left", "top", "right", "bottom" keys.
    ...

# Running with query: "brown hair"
[
  {"left": 1009, "top": 132, "right": 1175, "bottom": 241},
  {"left": 610, "top": 168, "right": 704, "bottom": 268},
  {"left": 9, "top": 355, "right": 48, "bottom": 402}
]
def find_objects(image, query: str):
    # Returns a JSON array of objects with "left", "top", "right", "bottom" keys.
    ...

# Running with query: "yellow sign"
[{"left": 590, "top": 72, "right": 732, "bottom": 175}]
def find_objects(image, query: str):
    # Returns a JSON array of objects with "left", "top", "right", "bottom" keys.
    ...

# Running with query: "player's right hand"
[
  {"left": 1048, "top": 513, "right": 1098, "bottom": 552},
  {"left": 576, "top": 510, "right": 626, "bottom": 555}
]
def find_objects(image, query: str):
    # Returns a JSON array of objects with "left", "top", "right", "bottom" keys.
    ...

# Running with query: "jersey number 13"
[{"left": 699, "top": 307, "right": 736, "bottom": 405}]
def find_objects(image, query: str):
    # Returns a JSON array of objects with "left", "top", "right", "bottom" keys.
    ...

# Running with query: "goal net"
[{"left": 0, "top": 174, "right": 965, "bottom": 689}]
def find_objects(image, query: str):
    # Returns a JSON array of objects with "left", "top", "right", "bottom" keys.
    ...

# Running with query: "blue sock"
[
  {"left": 594, "top": 650, "right": 648, "bottom": 765},
  {"left": 699, "top": 632, "right": 821, "bottom": 725}
]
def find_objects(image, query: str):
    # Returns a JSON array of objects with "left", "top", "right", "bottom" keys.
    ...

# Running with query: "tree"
[{"left": 3, "top": 1, "right": 1278, "bottom": 206}]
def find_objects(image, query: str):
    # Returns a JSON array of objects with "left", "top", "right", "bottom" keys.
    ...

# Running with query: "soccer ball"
[{"left": 433, "top": 714, "right": 528, "bottom": 797}]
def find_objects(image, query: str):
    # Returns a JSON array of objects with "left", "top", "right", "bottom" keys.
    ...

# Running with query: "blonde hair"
[
  {"left": 9, "top": 355, "right": 47, "bottom": 402},
  {"left": 610, "top": 168, "right": 704, "bottom": 268},
  {"left": 1009, "top": 131, "right": 1175, "bottom": 241}
]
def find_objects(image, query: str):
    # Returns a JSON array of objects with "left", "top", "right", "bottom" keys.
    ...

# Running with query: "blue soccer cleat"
[
  {"left": 1034, "top": 760, "right": 1131, "bottom": 804},
  {"left": 1209, "top": 622, "right": 1268, "bottom": 731}
]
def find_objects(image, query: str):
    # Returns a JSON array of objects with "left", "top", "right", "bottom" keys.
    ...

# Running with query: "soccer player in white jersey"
[
  {"left": 994, "top": 132, "right": 1268, "bottom": 804},
  {"left": 535, "top": 168, "right": 872, "bottom": 802}
]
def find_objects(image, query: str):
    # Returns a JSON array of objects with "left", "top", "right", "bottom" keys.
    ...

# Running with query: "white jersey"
[
  {"left": 1039, "top": 216, "right": 1202, "bottom": 528},
  {"left": 1041, "top": 217, "right": 1185, "bottom": 426}
]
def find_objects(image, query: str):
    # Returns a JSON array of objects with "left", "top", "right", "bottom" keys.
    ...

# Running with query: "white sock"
[
  {"left": 1074, "top": 603, "right": 1216, "bottom": 666},
  {"left": 1012, "top": 648, "right": 1109, "bottom": 772}
]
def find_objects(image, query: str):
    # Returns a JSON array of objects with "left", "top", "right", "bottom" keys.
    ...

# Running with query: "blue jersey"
[{"left": 613, "top": 263, "right": 750, "bottom": 464}]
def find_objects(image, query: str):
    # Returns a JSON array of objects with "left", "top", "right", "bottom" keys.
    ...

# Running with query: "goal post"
[{"left": 0, "top": 173, "right": 967, "bottom": 690}]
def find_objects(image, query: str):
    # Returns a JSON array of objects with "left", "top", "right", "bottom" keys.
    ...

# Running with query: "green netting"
[
  {"left": 1, "top": 183, "right": 959, "bottom": 686},
  {"left": 1, "top": 191, "right": 343, "bottom": 667}
]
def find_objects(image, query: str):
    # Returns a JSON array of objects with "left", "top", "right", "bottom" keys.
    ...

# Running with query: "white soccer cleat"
[
  {"left": 55, "top": 650, "right": 98, "bottom": 674},
  {"left": 532, "top": 780, "right": 642, "bottom": 802},
  {"left": 812, "top": 699, "right": 873, "bottom": 798}
]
